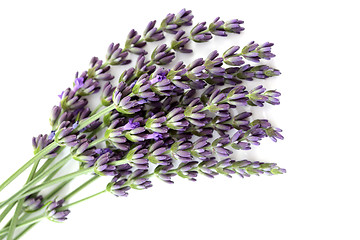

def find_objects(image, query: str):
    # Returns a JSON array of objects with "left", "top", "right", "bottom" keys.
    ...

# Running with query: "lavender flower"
[
  {"left": 112, "top": 82, "right": 143, "bottom": 114},
  {"left": 190, "top": 22, "right": 212, "bottom": 42},
  {"left": 88, "top": 57, "right": 114, "bottom": 81},
  {"left": 106, "top": 43, "right": 130, "bottom": 65},
  {"left": 145, "top": 112, "right": 168, "bottom": 133},
  {"left": 101, "top": 82, "right": 115, "bottom": 106},
  {"left": 143, "top": 21, "right": 165, "bottom": 42},
  {"left": 223, "top": 46, "right": 245, "bottom": 66},
  {"left": 46, "top": 199, "right": 70, "bottom": 222},
  {"left": 160, "top": 9, "right": 194, "bottom": 34},
  {"left": 171, "top": 30, "right": 192, "bottom": 53},
  {"left": 241, "top": 41, "right": 276, "bottom": 62},
  {"left": 60, "top": 88, "right": 88, "bottom": 111},
  {"left": 94, "top": 152, "right": 117, "bottom": 176},
  {"left": 125, "top": 29, "right": 147, "bottom": 55},
  {"left": 54, "top": 121, "right": 78, "bottom": 147},
  {"left": 165, "top": 107, "right": 189, "bottom": 131},
  {"left": 147, "top": 141, "right": 171, "bottom": 165},
  {"left": 184, "top": 98, "right": 207, "bottom": 127},
  {"left": 150, "top": 44, "right": 175, "bottom": 65},
  {"left": 32, "top": 134, "right": 59, "bottom": 158},
  {"left": 246, "top": 85, "right": 268, "bottom": 107},
  {"left": 170, "top": 139, "right": 192, "bottom": 162},
  {"left": 123, "top": 145, "right": 149, "bottom": 169},
  {"left": 23, "top": 195, "right": 43, "bottom": 212}
]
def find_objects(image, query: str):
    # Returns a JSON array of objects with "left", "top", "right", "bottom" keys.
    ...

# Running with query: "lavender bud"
[
  {"left": 60, "top": 88, "right": 88, "bottom": 111},
  {"left": 151, "top": 44, "right": 175, "bottom": 65},
  {"left": 190, "top": 22, "right": 212, "bottom": 43},
  {"left": 113, "top": 82, "right": 143, "bottom": 114},
  {"left": 54, "top": 121, "right": 79, "bottom": 147},
  {"left": 94, "top": 152, "right": 117, "bottom": 176},
  {"left": 32, "top": 134, "right": 59, "bottom": 158},
  {"left": 101, "top": 82, "right": 115, "bottom": 106},
  {"left": 125, "top": 29, "right": 147, "bottom": 55},
  {"left": 23, "top": 195, "right": 44, "bottom": 212},
  {"left": 46, "top": 199, "right": 70, "bottom": 222},
  {"left": 144, "top": 20, "right": 165, "bottom": 42},
  {"left": 165, "top": 107, "right": 189, "bottom": 131},
  {"left": 171, "top": 30, "right": 192, "bottom": 53},
  {"left": 106, "top": 43, "right": 130, "bottom": 65},
  {"left": 148, "top": 141, "right": 171, "bottom": 165}
]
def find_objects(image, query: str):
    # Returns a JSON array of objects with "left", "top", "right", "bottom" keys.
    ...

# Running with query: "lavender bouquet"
[{"left": 0, "top": 9, "right": 285, "bottom": 239}]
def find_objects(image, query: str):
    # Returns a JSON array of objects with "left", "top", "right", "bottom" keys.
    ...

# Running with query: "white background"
[{"left": 0, "top": 0, "right": 359, "bottom": 239}]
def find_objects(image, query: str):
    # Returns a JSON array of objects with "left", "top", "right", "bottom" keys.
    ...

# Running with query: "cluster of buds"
[{"left": 14, "top": 9, "right": 285, "bottom": 233}]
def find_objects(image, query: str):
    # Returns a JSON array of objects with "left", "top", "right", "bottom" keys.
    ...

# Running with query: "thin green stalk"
[
  {"left": 58, "top": 190, "right": 106, "bottom": 211},
  {"left": 0, "top": 202, "right": 16, "bottom": 223},
  {"left": 0, "top": 142, "right": 58, "bottom": 193},
  {"left": 0, "top": 215, "right": 45, "bottom": 236},
  {"left": 0, "top": 155, "right": 73, "bottom": 210},
  {"left": 7, "top": 155, "right": 42, "bottom": 240},
  {"left": 13, "top": 223, "right": 36, "bottom": 240},
  {"left": 34, "top": 146, "right": 65, "bottom": 178},
  {"left": 5, "top": 167, "right": 95, "bottom": 207},
  {"left": 108, "top": 159, "right": 128, "bottom": 166},
  {"left": 63, "top": 175, "right": 99, "bottom": 201}
]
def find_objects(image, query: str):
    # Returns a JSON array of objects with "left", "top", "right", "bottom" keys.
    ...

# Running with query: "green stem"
[
  {"left": 0, "top": 202, "right": 16, "bottom": 223},
  {"left": 34, "top": 147, "right": 65, "bottom": 178},
  {"left": 44, "top": 180, "right": 72, "bottom": 201},
  {"left": 0, "top": 155, "right": 73, "bottom": 210},
  {"left": 108, "top": 159, "right": 128, "bottom": 166},
  {"left": 8, "top": 167, "right": 95, "bottom": 207},
  {"left": 0, "top": 215, "right": 45, "bottom": 236},
  {"left": 0, "top": 142, "right": 58, "bottom": 193},
  {"left": 13, "top": 223, "right": 37, "bottom": 240},
  {"left": 7, "top": 154, "right": 42, "bottom": 240},
  {"left": 75, "top": 104, "right": 115, "bottom": 131},
  {"left": 63, "top": 175, "right": 99, "bottom": 201},
  {"left": 58, "top": 190, "right": 106, "bottom": 211}
]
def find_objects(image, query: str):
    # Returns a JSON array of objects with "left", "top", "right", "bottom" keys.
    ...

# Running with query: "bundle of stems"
[{"left": 0, "top": 9, "right": 285, "bottom": 240}]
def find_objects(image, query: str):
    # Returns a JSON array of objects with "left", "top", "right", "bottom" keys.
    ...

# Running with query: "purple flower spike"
[
  {"left": 54, "top": 121, "right": 79, "bottom": 147},
  {"left": 165, "top": 107, "right": 189, "bottom": 131},
  {"left": 113, "top": 82, "right": 143, "bottom": 114},
  {"left": 145, "top": 112, "right": 168, "bottom": 133},
  {"left": 209, "top": 17, "right": 227, "bottom": 36},
  {"left": 32, "top": 134, "right": 59, "bottom": 158},
  {"left": 241, "top": 41, "right": 275, "bottom": 62},
  {"left": 94, "top": 153, "right": 117, "bottom": 176},
  {"left": 125, "top": 29, "right": 147, "bottom": 55},
  {"left": 46, "top": 199, "right": 70, "bottom": 222},
  {"left": 23, "top": 195, "right": 44, "bottom": 212},
  {"left": 246, "top": 85, "right": 268, "bottom": 107},
  {"left": 170, "top": 139, "right": 192, "bottom": 162},
  {"left": 88, "top": 57, "right": 114, "bottom": 81},
  {"left": 106, "top": 43, "right": 130, "bottom": 65},
  {"left": 144, "top": 20, "right": 165, "bottom": 42},
  {"left": 151, "top": 44, "right": 175, "bottom": 65},
  {"left": 123, "top": 145, "right": 149, "bottom": 169},
  {"left": 190, "top": 22, "right": 212, "bottom": 43},
  {"left": 148, "top": 141, "right": 171, "bottom": 165},
  {"left": 60, "top": 88, "right": 88, "bottom": 111},
  {"left": 184, "top": 98, "right": 207, "bottom": 127},
  {"left": 171, "top": 30, "right": 193, "bottom": 53},
  {"left": 224, "top": 19, "right": 245, "bottom": 34},
  {"left": 223, "top": 46, "right": 245, "bottom": 66}
]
